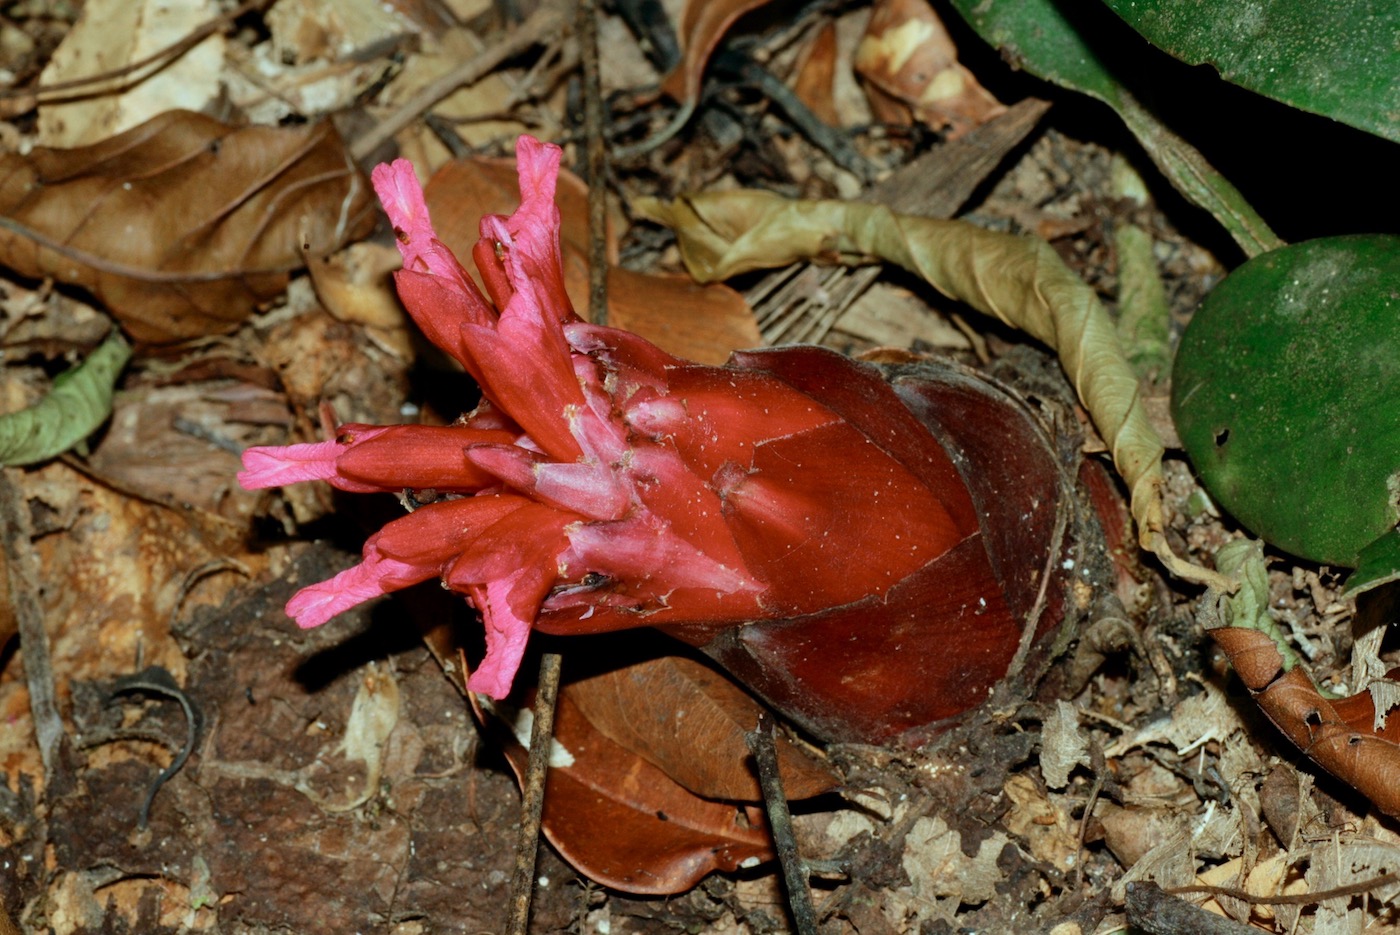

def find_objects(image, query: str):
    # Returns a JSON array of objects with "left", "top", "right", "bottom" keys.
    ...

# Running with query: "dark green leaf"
[
  {"left": 1102, "top": 0, "right": 1400, "bottom": 144},
  {"left": 945, "top": 0, "right": 1281, "bottom": 257},
  {"left": 1172, "top": 235, "right": 1400, "bottom": 580}
]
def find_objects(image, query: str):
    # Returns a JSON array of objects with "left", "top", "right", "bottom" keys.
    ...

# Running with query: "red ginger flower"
[{"left": 240, "top": 136, "right": 967, "bottom": 700}]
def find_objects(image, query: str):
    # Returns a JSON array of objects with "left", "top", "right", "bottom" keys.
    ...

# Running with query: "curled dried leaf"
[
  {"left": 1212, "top": 626, "right": 1400, "bottom": 820},
  {"left": 634, "top": 190, "right": 1230, "bottom": 590}
]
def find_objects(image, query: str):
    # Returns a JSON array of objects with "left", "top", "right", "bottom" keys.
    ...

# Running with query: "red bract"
[{"left": 239, "top": 136, "right": 973, "bottom": 702}]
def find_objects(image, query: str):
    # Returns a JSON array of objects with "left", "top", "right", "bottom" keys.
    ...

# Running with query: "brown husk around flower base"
[{"left": 686, "top": 346, "right": 1100, "bottom": 746}]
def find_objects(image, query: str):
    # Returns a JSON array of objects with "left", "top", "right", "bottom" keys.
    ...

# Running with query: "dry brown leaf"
[
  {"left": 1211, "top": 626, "right": 1400, "bottom": 820},
  {"left": 853, "top": 0, "right": 1005, "bottom": 137},
  {"left": 486, "top": 689, "right": 774, "bottom": 895},
  {"left": 0, "top": 111, "right": 376, "bottom": 344},
  {"left": 633, "top": 189, "right": 1227, "bottom": 589},
  {"left": 792, "top": 21, "right": 842, "bottom": 127},
  {"left": 566, "top": 653, "right": 837, "bottom": 803},
  {"left": 660, "top": 0, "right": 774, "bottom": 115},
  {"left": 1039, "top": 699, "right": 1089, "bottom": 790}
]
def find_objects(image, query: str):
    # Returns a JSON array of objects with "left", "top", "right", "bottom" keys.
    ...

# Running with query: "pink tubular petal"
[
  {"left": 445, "top": 502, "right": 576, "bottom": 698},
  {"left": 285, "top": 543, "right": 438, "bottom": 629},
  {"left": 372, "top": 160, "right": 464, "bottom": 284},
  {"left": 461, "top": 314, "right": 585, "bottom": 461},
  {"left": 465, "top": 571, "right": 544, "bottom": 698},
  {"left": 465, "top": 444, "right": 629, "bottom": 521},
  {"left": 472, "top": 236, "right": 514, "bottom": 310},
  {"left": 372, "top": 160, "right": 432, "bottom": 242},
  {"left": 375, "top": 492, "right": 532, "bottom": 562},
  {"left": 240, "top": 436, "right": 381, "bottom": 493}
]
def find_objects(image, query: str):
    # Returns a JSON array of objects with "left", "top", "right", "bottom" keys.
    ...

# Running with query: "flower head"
[{"left": 241, "top": 136, "right": 970, "bottom": 699}]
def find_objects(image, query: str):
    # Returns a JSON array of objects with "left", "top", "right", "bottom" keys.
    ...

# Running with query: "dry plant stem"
[
  {"left": 505, "top": 651, "right": 563, "bottom": 935},
  {"left": 746, "top": 712, "right": 819, "bottom": 935},
  {"left": 1167, "top": 872, "right": 1400, "bottom": 907},
  {"left": 351, "top": 1, "right": 568, "bottom": 163},
  {"left": 577, "top": 0, "right": 610, "bottom": 325},
  {"left": 0, "top": 470, "right": 68, "bottom": 790}
]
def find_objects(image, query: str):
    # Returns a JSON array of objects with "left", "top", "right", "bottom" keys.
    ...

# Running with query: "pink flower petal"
[
  {"left": 465, "top": 443, "right": 628, "bottom": 520},
  {"left": 285, "top": 543, "right": 437, "bottom": 629},
  {"left": 239, "top": 438, "right": 379, "bottom": 493},
  {"left": 466, "top": 572, "right": 542, "bottom": 698},
  {"left": 373, "top": 493, "right": 532, "bottom": 564},
  {"left": 372, "top": 160, "right": 475, "bottom": 287}
]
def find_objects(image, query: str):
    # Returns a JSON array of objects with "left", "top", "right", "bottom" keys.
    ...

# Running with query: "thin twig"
[
  {"left": 351, "top": 2, "right": 568, "bottom": 163},
  {"left": 505, "top": 651, "right": 564, "bottom": 935},
  {"left": 1166, "top": 871, "right": 1400, "bottom": 906},
  {"left": 577, "top": 0, "right": 609, "bottom": 325},
  {"left": 746, "top": 712, "right": 819, "bottom": 935},
  {"left": 0, "top": 469, "right": 69, "bottom": 791}
]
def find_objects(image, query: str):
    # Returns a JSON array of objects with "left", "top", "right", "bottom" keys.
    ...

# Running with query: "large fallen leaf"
[
  {"left": 944, "top": 0, "right": 1282, "bottom": 257},
  {"left": 417, "top": 621, "right": 788, "bottom": 896},
  {"left": 479, "top": 684, "right": 775, "bottom": 895},
  {"left": 635, "top": 189, "right": 1229, "bottom": 590},
  {"left": 0, "top": 332, "right": 130, "bottom": 466},
  {"left": 0, "top": 110, "right": 376, "bottom": 344},
  {"left": 423, "top": 154, "right": 760, "bottom": 363},
  {"left": 566, "top": 650, "right": 836, "bottom": 802}
]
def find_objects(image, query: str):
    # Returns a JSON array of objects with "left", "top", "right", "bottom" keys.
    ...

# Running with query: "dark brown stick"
[
  {"left": 746, "top": 712, "right": 818, "bottom": 935},
  {"left": 504, "top": 651, "right": 563, "bottom": 935},
  {"left": 577, "top": 0, "right": 609, "bottom": 325}
]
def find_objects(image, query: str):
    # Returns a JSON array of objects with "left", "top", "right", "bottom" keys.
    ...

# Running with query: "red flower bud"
[{"left": 241, "top": 137, "right": 1078, "bottom": 743}]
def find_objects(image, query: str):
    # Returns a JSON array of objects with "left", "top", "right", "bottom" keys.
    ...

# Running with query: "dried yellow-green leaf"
[
  {"left": 635, "top": 190, "right": 1228, "bottom": 589},
  {"left": 0, "top": 331, "right": 131, "bottom": 466}
]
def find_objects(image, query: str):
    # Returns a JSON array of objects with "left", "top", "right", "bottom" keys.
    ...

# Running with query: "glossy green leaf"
[
  {"left": 1102, "top": 0, "right": 1400, "bottom": 144},
  {"left": 0, "top": 331, "right": 131, "bottom": 466},
  {"left": 945, "top": 0, "right": 1281, "bottom": 257},
  {"left": 1172, "top": 235, "right": 1400, "bottom": 583}
]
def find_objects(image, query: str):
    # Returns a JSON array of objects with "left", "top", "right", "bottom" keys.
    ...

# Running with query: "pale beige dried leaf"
[
  {"left": 634, "top": 190, "right": 1231, "bottom": 590},
  {"left": 1040, "top": 699, "right": 1089, "bottom": 790},
  {"left": 900, "top": 815, "right": 1005, "bottom": 908},
  {"left": 38, "top": 0, "right": 225, "bottom": 148}
]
